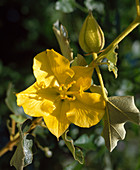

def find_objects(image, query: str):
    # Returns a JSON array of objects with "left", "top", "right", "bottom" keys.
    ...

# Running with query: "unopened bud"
[{"left": 79, "top": 11, "right": 105, "bottom": 53}]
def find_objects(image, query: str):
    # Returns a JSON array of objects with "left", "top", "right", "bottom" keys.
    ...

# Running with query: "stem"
[
  {"left": 97, "top": 17, "right": 140, "bottom": 62},
  {"left": 10, "top": 119, "right": 16, "bottom": 141},
  {"left": 95, "top": 66, "right": 108, "bottom": 101},
  {"left": 136, "top": 0, "right": 140, "bottom": 16},
  {"left": 0, "top": 117, "right": 42, "bottom": 157},
  {"left": 92, "top": 53, "right": 108, "bottom": 102}
]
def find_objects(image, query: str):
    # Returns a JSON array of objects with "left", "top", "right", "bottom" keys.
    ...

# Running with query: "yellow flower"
[{"left": 16, "top": 49, "right": 106, "bottom": 138}]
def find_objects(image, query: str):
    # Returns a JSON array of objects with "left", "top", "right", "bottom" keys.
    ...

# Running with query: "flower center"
[{"left": 58, "top": 81, "right": 78, "bottom": 101}]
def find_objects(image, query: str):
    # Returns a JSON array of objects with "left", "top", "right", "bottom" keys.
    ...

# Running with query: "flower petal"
[
  {"left": 16, "top": 82, "right": 58, "bottom": 117},
  {"left": 66, "top": 92, "right": 106, "bottom": 127},
  {"left": 43, "top": 100, "right": 71, "bottom": 138},
  {"left": 66, "top": 66, "right": 93, "bottom": 91},
  {"left": 33, "top": 49, "right": 74, "bottom": 86}
]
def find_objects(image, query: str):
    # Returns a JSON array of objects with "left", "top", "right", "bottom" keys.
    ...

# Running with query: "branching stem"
[
  {"left": 97, "top": 16, "right": 140, "bottom": 62},
  {"left": 0, "top": 117, "right": 42, "bottom": 157}
]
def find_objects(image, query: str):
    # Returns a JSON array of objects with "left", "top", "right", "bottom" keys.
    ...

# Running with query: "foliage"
[{"left": 0, "top": 0, "right": 140, "bottom": 170}]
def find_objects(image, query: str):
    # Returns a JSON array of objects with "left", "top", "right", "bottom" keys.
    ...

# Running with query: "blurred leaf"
[
  {"left": 84, "top": 1, "right": 104, "bottom": 13},
  {"left": 102, "top": 96, "right": 140, "bottom": 152},
  {"left": 71, "top": 54, "right": 87, "bottom": 66},
  {"left": 10, "top": 126, "right": 34, "bottom": 170},
  {"left": 74, "top": 134, "right": 95, "bottom": 151},
  {"left": 62, "top": 130, "right": 84, "bottom": 164},
  {"left": 53, "top": 20, "right": 73, "bottom": 61},
  {"left": 21, "top": 119, "right": 32, "bottom": 133},
  {"left": 5, "top": 83, "right": 23, "bottom": 115},
  {"left": 55, "top": 0, "right": 75, "bottom": 13},
  {"left": 64, "top": 160, "right": 83, "bottom": 170},
  {"left": 10, "top": 114, "right": 26, "bottom": 123}
]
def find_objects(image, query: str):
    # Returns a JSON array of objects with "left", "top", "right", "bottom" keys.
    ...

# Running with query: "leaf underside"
[
  {"left": 53, "top": 20, "right": 73, "bottom": 61},
  {"left": 10, "top": 125, "right": 34, "bottom": 170},
  {"left": 102, "top": 96, "right": 140, "bottom": 152}
]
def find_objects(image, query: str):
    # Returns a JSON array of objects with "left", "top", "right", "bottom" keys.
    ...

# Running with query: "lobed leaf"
[
  {"left": 53, "top": 20, "right": 73, "bottom": 61},
  {"left": 102, "top": 96, "right": 140, "bottom": 152},
  {"left": 62, "top": 130, "right": 84, "bottom": 164},
  {"left": 99, "top": 45, "right": 118, "bottom": 78}
]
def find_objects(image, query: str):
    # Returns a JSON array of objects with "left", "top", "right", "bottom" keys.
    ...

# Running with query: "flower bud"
[{"left": 79, "top": 11, "right": 105, "bottom": 53}]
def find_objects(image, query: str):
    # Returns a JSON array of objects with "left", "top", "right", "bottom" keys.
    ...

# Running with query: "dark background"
[{"left": 0, "top": 0, "right": 140, "bottom": 169}]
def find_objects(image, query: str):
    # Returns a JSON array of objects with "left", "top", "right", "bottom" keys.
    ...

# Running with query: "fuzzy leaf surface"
[
  {"left": 10, "top": 126, "right": 34, "bottom": 170},
  {"left": 102, "top": 96, "right": 140, "bottom": 152}
]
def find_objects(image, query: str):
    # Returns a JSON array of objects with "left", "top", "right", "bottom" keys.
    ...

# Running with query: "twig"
[
  {"left": 136, "top": 0, "right": 140, "bottom": 16},
  {"left": 0, "top": 117, "right": 42, "bottom": 157}
]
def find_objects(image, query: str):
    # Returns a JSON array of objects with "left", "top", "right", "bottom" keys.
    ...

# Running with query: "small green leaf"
[
  {"left": 101, "top": 45, "right": 118, "bottom": 78},
  {"left": 74, "top": 134, "right": 95, "bottom": 151},
  {"left": 90, "top": 84, "right": 108, "bottom": 96},
  {"left": 71, "top": 54, "right": 87, "bottom": 66},
  {"left": 10, "top": 115, "right": 26, "bottom": 123},
  {"left": 108, "top": 62, "right": 118, "bottom": 78},
  {"left": 10, "top": 126, "right": 34, "bottom": 170},
  {"left": 53, "top": 20, "right": 73, "bottom": 61},
  {"left": 62, "top": 130, "right": 84, "bottom": 164},
  {"left": 106, "top": 45, "right": 118, "bottom": 65},
  {"left": 102, "top": 96, "right": 140, "bottom": 152}
]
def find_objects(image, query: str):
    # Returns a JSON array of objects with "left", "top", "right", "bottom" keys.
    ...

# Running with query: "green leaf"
[
  {"left": 10, "top": 126, "right": 34, "bottom": 170},
  {"left": 108, "top": 62, "right": 118, "bottom": 78},
  {"left": 102, "top": 96, "right": 140, "bottom": 152},
  {"left": 106, "top": 45, "right": 118, "bottom": 65},
  {"left": 10, "top": 115, "right": 26, "bottom": 123},
  {"left": 55, "top": 0, "right": 75, "bottom": 13},
  {"left": 62, "top": 130, "right": 84, "bottom": 164},
  {"left": 53, "top": 20, "right": 73, "bottom": 61},
  {"left": 64, "top": 161, "right": 83, "bottom": 170},
  {"left": 74, "top": 134, "right": 95, "bottom": 151},
  {"left": 101, "top": 45, "right": 118, "bottom": 78},
  {"left": 21, "top": 119, "right": 32, "bottom": 133},
  {"left": 71, "top": 54, "right": 87, "bottom": 66},
  {"left": 5, "top": 83, "right": 24, "bottom": 115}
]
